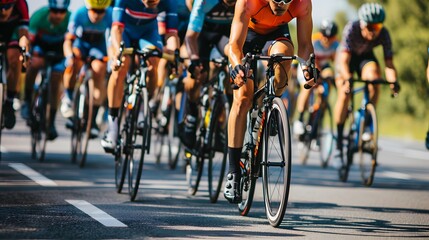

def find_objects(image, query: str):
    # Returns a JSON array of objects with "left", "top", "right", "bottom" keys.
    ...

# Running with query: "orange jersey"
[{"left": 248, "top": 0, "right": 311, "bottom": 35}]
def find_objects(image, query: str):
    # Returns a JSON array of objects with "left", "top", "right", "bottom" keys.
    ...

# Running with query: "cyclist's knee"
[{"left": 232, "top": 95, "right": 252, "bottom": 115}]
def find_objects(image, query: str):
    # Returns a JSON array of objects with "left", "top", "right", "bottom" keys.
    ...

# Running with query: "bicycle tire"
[
  {"left": 185, "top": 148, "right": 204, "bottom": 195},
  {"left": 128, "top": 89, "right": 149, "bottom": 201},
  {"left": 78, "top": 79, "right": 94, "bottom": 168},
  {"left": 0, "top": 83, "right": 3, "bottom": 161},
  {"left": 207, "top": 96, "right": 228, "bottom": 203},
  {"left": 70, "top": 88, "right": 80, "bottom": 164},
  {"left": 339, "top": 109, "right": 355, "bottom": 182},
  {"left": 31, "top": 88, "right": 49, "bottom": 162},
  {"left": 298, "top": 111, "right": 311, "bottom": 165},
  {"left": 359, "top": 103, "right": 378, "bottom": 186},
  {"left": 318, "top": 103, "right": 334, "bottom": 168},
  {"left": 114, "top": 95, "right": 128, "bottom": 193},
  {"left": 238, "top": 123, "right": 257, "bottom": 216},
  {"left": 262, "top": 97, "right": 292, "bottom": 227}
]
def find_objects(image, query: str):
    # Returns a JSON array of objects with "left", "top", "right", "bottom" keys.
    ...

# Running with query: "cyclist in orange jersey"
[{"left": 225, "top": 0, "right": 317, "bottom": 203}]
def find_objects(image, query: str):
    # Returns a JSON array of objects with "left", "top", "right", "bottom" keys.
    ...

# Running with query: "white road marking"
[
  {"left": 66, "top": 200, "right": 127, "bottom": 227},
  {"left": 380, "top": 171, "right": 412, "bottom": 180},
  {"left": 8, "top": 163, "right": 57, "bottom": 186}
]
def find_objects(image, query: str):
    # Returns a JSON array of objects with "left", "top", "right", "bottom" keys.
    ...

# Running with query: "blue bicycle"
[{"left": 338, "top": 78, "right": 397, "bottom": 186}]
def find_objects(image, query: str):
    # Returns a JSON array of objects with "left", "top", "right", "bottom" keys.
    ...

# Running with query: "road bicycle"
[
  {"left": 297, "top": 77, "right": 334, "bottom": 168},
  {"left": 338, "top": 78, "right": 397, "bottom": 186},
  {"left": 175, "top": 57, "right": 229, "bottom": 203},
  {"left": 151, "top": 50, "right": 183, "bottom": 169},
  {"left": 236, "top": 53, "right": 317, "bottom": 227},
  {"left": 113, "top": 42, "right": 175, "bottom": 201},
  {"left": 29, "top": 52, "right": 63, "bottom": 162},
  {"left": 70, "top": 56, "right": 107, "bottom": 167}
]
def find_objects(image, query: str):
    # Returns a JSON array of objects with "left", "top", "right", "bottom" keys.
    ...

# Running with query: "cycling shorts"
[
  {"left": 73, "top": 39, "right": 107, "bottom": 60},
  {"left": 335, "top": 51, "right": 379, "bottom": 78},
  {"left": 243, "top": 24, "right": 292, "bottom": 55},
  {"left": 32, "top": 45, "right": 65, "bottom": 72},
  {"left": 121, "top": 23, "right": 163, "bottom": 51}
]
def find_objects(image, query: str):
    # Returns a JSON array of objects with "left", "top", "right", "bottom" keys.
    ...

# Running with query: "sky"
[{"left": 27, "top": 0, "right": 358, "bottom": 25}]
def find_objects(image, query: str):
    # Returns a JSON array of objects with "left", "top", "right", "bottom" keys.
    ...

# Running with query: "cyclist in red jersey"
[
  {"left": 0, "top": 0, "right": 29, "bottom": 129},
  {"left": 225, "top": 0, "right": 317, "bottom": 203}
]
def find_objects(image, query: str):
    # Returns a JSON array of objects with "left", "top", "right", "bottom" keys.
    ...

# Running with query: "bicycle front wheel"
[
  {"left": 31, "top": 89, "right": 49, "bottom": 162},
  {"left": 359, "top": 103, "right": 378, "bottom": 186},
  {"left": 128, "top": 90, "right": 149, "bottom": 201},
  {"left": 207, "top": 96, "right": 228, "bottom": 203},
  {"left": 77, "top": 80, "right": 94, "bottom": 168},
  {"left": 262, "top": 97, "right": 292, "bottom": 227},
  {"left": 318, "top": 103, "right": 334, "bottom": 168}
]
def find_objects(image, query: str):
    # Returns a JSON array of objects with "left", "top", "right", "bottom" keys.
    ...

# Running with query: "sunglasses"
[
  {"left": 50, "top": 8, "right": 67, "bottom": 14},
  {"left": 90, "top": 8, "right": 106, "bottom": 14},
  {"left": 271, "top": 0, "right": 292, "bottom": 6},
  {"left": 366, "top": 23, "right": 383, "bottom": 32},
  {"left": 0, "top": 2, "right": 15, "bottom": 10}
]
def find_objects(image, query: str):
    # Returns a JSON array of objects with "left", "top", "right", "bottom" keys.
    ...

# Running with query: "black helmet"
[{"left": 320, "top": 20, "right": 338, "bottom": 38}]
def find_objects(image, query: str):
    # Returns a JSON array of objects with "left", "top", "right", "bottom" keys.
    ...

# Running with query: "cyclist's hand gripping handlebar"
[{"left": 303, "top": 53, "right": 320, "bottom": 89}]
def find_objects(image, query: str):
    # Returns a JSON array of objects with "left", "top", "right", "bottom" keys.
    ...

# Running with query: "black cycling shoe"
[
  {"left": 47, "top": 125, "right": 58, "bottom": 141},
  {"left": 223, "top": 172, "right": 242, "bottom": 204}
]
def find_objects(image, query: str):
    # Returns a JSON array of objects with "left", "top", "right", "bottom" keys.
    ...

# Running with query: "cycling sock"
[
  {"left": 65, "top": 88, "right": 74, "bottom": 101},
  {"left": 108, "top": 108, "right": 119, "bottom": 119},
  {"left": 49, "top": 109, "right": 57, "bottom": 126},
  {"left": 185, "top": 99, "right": 198, "bottom": 117},
  {"left": 228, "top": 147, "right": 242, "bottom": 175},
  {"left": 107, "top": 115, "right": 118, "bottom": 139},
  {"left": 337, "top": 123, "right": 344, "bottom": 150},
  {"left": 6, "top": 91, "right": 17, "bottom": 102},
  {"left": 298, "top": 112, "right": 304, "bottom": 122},
  {"left": 92, "top": 106, "right": 100, "bottom": 126}
]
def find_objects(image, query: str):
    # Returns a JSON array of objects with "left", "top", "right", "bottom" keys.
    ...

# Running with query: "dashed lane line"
[
  {"left": 8, "top": 163, "right": 58, "bottom": 186},
  {"left": 66, "top": 200, "right": 127, "bottom": 227}
]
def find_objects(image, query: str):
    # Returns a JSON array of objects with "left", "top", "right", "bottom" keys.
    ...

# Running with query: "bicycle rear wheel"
[
  {"left": 31, "top": 89, "right": 49, "bottom": 162},
  {"left": 297, "top": 113, "right": 311, "bottom": 165},
  {"left": 128, "top": 90, "right": 149, "bottom": 201},
  {"left": 339, "top": 110, "right": 356, "bottom": 182},
  {"left": 0, "top": 83, "right": 3, "bottom": 161},
  {"left": 359, "top": 103, "right": 378, "bottom": 186},
  {"left": 318, "top": 103, "right": 334, "bottom": 168},
  {"left": 207, "top": 96, "right": 228, "bottom": 203},
  {"left": 115, "top": 94, "right": 128, "bottom": 193},
  {"left": 238, "top": 122, "right": 257, "bottom": 216},
  {"left": 77, "top": 80, "right": 94, "bottom": 168},
  {"left": 262, "top": 97, "right": 291, "bottom": 227}
]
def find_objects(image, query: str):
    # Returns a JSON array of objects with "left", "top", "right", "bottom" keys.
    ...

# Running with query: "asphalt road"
[{"left": 1, "top": 115, "right": 428, "bottom": 239}]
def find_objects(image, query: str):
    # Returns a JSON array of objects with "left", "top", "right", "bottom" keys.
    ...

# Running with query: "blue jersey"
[
  {"left": 67, "top": 6, "right": 113, "bottom": 44},
  {"left": 112, "top": 0, "right": 178, "bottom": 33},
  {"left": 188, "top": 0, "right": 235, "bottom": 33}
]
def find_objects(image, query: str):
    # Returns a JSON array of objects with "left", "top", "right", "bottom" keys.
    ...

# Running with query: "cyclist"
[
  {"left": 293, "top": 19, "right": 339, "bottom": 137},
  {"left": 101, "top": 0, "right": 179, "bottom": 152},
  {"left": 225, "top": 0, "right": 317, "bottom": 203},
  {"left": 62, "top": 0, "right": 112, "bottom": 138},
  {"left": 180, "top": 0, "right": 236, "bottom": 148},
  {"left": 0, "top": 0, "right": 29, "bottom": 130},
  {"left": 333, "top": 3, "right": 400, "bottom": 167},
  {"left": 21, "top": 0, "right": 71, "bottom": 140}
]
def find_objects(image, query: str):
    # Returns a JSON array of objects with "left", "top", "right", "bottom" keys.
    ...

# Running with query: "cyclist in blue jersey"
[
  {"left": 0, "top": 0, "right": 30, "bottom": 130},
  {"left": 333, "top": 3, "right": 400, "bottom": 166},
  {"left": 21, "top": 0, "right": 70, "bottom": 140},
  {"left": 181, "top": 0, "right": 236, "bottom": 148},
  {"left": 101, "top": 0, "right": 179, "bottom": 152},
  {"left": 61, "top": 0, "right": 113, "bottom": 138}
]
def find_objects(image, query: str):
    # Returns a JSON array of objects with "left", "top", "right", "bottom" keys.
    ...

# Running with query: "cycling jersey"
[
  {"left": 339, "top": 20, "right": 393, "bottom": 59},
  {"left": 67, "top": 6, "right": 113, "bottom": 59},
  {"left": 248, "top": 0, "right": 310, "bottom": 35},
  {"left": 188, "top": 0, "right": 234, "bottom": 34},
  {"left": 112, "top": 0, "right": 178, "bottom": 50},
  {"left": 29, "top": 7, "right": 71, "bottom": 51},
  {"left": 0, "top": 0, "right": 29, "bottom": 45},
  {"left": 312, "top": 32, "right": 339, "bottom": 67}
]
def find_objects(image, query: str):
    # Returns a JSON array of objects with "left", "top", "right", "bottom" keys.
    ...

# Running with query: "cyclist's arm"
[
  {"left": 384, "top": 58, "right": 397, "bottom": 83},
  {"left": 228, "top": 0, "right": 250, "bottom": 68},
  {"left": 295, "top": 2, "right": 314, "bottom": 61},
  {"left": 185, "top": 0, "right": 205, "bottom": 60},
  {"left": 336, "top": 50, "right": 352, "bottom": 80}
]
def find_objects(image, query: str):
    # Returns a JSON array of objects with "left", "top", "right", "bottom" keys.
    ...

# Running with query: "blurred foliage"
[{"left": 340, "top": 0, "right": 429, "bottom": 120}]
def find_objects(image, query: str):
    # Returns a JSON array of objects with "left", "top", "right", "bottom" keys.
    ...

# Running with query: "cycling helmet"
[
  {"left": 358, "top": 3, "right": 385, "bottom": 24},
  {"left": 85, "top": 0, "right": 112, "bottom": 9},
  {"left": 49, "top": 0, "right": 70, "bottom": 9},
  {"left": 0, "top": 0, "right": 16, "bottom": 3},
  {"left": 320, "top": 20, "right": 338, "bottom": 38}
]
